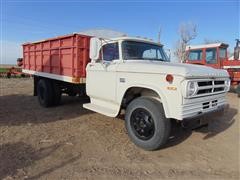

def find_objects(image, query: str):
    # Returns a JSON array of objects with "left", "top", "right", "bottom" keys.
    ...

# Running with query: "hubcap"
[{"left": 130, "top": 108, "right": 155, "bottom": 140}]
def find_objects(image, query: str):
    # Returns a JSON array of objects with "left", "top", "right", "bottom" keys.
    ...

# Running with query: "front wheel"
[{"left": 125, "top": 97, "right": 171, "bottom": 150}]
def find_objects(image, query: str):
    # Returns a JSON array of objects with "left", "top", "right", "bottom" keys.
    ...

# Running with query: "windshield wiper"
[
  {"left": 126, "top": 57, "right": 144, "bottom": 60},
  {"left": 125, "top": 57, "right": 166, "bottom": 61},
  {"left": 144, "top": 58, "right": 166, "bottom": 61}
]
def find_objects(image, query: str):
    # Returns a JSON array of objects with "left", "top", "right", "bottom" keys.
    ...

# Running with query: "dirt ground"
[{"left": 0, "top": 78, "right": 239, "bottom": 180}]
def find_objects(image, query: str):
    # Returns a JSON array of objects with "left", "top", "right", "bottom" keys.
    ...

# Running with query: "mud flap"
[
  {"left": 181, "top": 118, "right": 206, "bottom": 129},
  {"left": 34, "top": 76, "right": 39, "bottom": 96}
]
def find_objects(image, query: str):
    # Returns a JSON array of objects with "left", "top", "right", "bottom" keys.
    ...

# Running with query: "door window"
[
  {"left": 206, "top": 48, "right": 217, "bottom": 64},
  {"left": 102, "top": 43, "right": 119, "bottom": 61},
  {"left": 219, "top": 48, "right": 227, "bottom": 59}
]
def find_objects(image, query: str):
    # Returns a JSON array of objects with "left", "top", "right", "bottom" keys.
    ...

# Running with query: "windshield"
[{"left": 122, "top": 41, "right": 169, "bottom": 61}]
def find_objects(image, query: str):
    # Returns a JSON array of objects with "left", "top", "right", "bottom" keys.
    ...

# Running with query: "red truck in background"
[{"left": 185, "top": 39, "right": 240, "bottom": 96}]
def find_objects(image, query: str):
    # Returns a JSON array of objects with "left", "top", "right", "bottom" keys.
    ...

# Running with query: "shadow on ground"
[
  {"left": 0, "top": 142, "right": 80, "bottom": 179},
  {"left": 0, "top": 94, "right": 92, "bottom": 126},
  {"left": 0, "top": 94, "right": 238, "bottom": 149},
  {"left": 163, "top": 121, "right": 192, "bottom": 149},
  {"left": 163, "top": 107, "right": 238, "bottom": 149},
  {"left": 195, "top": 107, "right": 238, "bottom": 140}
]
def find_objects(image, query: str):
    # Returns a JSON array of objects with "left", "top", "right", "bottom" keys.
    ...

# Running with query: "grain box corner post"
[{"left": 22, "top": 34, "right": 91, "bottom": 84}]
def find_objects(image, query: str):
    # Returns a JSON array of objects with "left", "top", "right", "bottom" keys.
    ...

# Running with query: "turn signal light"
[{"left": 166, "top": 74, "right": 174, "bottom": 83}]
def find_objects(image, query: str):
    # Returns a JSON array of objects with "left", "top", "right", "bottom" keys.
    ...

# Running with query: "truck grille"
[{"left": 196, "top": 79, "right": 226, "bottom": 96}]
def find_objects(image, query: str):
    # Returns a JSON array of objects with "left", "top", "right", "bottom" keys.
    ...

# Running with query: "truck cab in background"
[
  {"left": 186, "top": 43, "right": 229, "bottom": 68},
  {"left": 185, "top": 40, "right": 240, "bottom": 96}
]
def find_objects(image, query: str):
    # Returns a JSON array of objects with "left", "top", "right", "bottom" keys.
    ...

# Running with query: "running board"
[{"left": 83, "top": 103, "right": 118, "bottom": 117}]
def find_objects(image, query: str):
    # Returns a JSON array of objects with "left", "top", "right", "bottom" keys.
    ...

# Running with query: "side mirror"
[{"left": 89, "top": 37, "right": 102, "bottom": 62}]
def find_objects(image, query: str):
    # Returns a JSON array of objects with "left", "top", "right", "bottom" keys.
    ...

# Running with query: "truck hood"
[{"left": 117, "top": 60, "right": 229, "bottom": 78}]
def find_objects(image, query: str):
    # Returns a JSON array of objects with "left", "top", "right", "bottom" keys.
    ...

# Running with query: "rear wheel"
[
  {"left": 37, "top": 79, "right": 54, "bottom": 107},
  {"left": 125, "top": 97, "right": 171, "bottom": 150},
  {"left": 52, "top": 81, "right": 62, "bottom": 105}
]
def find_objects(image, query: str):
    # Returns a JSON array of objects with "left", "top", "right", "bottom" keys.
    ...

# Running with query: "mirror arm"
[{"left": 100, "top": 39, "right": 104, "bottom": 61}]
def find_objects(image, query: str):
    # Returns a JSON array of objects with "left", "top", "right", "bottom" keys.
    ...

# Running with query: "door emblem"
[{"left": 120, "top": 78, "right": 125, "bottom": 83}]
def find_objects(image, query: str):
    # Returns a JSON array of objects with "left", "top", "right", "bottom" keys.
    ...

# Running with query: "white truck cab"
[{"left": 83, "top": 36, "right": 230, "bottom": 150}]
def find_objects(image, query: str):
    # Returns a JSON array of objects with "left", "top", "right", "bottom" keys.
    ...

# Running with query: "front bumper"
[
  {"left": 183, "top": 103, "right": 229, "bottom": 120},
  {"left": 179, "top": 93, "right": 228, "bottom": 120},
  {"left": 181, "top": 103, "right": 229, "bottom": 129}
]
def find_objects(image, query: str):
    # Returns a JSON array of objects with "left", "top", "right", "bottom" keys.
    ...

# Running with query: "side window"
[
  {"left": 219, "top": 48, "right": 227, "bottom": 59},
  {"left": 188, "top": 50, "right": 202, "bottom": 61},
  {"left": 206, "top": 48, "right": 217, "bottom": 64},
  {"left": 102, "top": 43, "right": 119, "bottom": 61}
]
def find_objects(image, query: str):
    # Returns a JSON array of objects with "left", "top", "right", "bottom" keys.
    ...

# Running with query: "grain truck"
[{"left": 19, "top": 33, "right": 230, "bottom": 150}]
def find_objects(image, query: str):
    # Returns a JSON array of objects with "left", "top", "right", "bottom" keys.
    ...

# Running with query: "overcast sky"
[{"left": 1, "top": 0, "right": 239, "bottom": 64}]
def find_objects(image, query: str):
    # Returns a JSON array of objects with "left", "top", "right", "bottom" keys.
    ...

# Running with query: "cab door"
[{"left": 86, "top": 42, "right": 119, "bottom": 102}]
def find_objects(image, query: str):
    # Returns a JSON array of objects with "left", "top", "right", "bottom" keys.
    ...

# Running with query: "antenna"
[{"left": 158, "top": 27, "right": 162, "bottom": 43}]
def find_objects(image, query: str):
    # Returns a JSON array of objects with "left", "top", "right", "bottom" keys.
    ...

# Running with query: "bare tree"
[{"left": 174, "top": 22, "right": 197, "bottom": 63}]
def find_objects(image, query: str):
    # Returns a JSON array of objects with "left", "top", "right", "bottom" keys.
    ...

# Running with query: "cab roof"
[
  {"left": 186, "top": 43, "right": 229, "bottom": 50},
  {"left": 110, "top": 36, "right": 163, "bottom": 46}
]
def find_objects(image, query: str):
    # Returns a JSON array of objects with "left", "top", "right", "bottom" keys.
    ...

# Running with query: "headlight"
[
  {"left": 225, "top": 79, "right": 231, "bottom": 91},
  {"left": 186, "top": 81, "right": 198, "bottom": 97}
]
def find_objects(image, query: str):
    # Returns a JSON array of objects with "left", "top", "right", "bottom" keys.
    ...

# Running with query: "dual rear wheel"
[{"left": 37, "top": 79, "right": 61, "bottom": 107}]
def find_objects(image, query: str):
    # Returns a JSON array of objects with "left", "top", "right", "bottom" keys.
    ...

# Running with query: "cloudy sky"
[{"left": 1, "top": 0, "right": 239, "bottom": 64}]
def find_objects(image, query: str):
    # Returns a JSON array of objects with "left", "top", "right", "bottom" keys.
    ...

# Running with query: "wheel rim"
[{"left": 130, "top": 108, "right": 155, "bottom": 140}]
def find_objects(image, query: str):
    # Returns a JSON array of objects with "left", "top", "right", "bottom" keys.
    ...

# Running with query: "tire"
[
  {"left": 37, "top": 79, "right": 54, "bottom": 107},
  {"left": 52, "top": 81, "right": 61, "bottom": 106},
  {"left": 125, "top": 97, "right": 171, "bottom": 151}
]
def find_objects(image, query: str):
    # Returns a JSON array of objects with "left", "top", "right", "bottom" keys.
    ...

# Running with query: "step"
[{"left": 83, "top": 103, "right": 118, "bottom": 117}]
